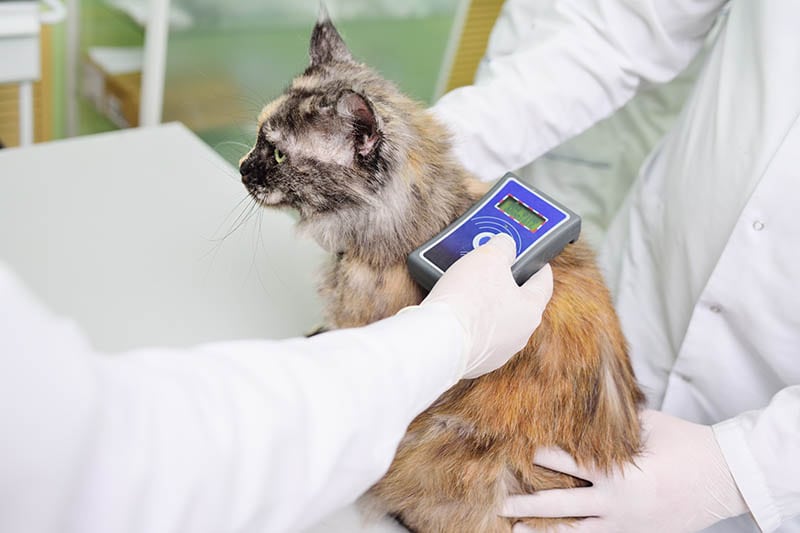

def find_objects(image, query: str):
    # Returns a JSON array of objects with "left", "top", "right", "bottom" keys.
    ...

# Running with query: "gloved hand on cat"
[
  {"left": 501, "top": 409, "right": 749, "bottom": 532},
  {"left": 421, "top": 233, "right": 553, "bottom": 379}
]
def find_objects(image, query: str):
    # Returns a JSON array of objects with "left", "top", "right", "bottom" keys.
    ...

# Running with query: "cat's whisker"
[
  {"left": 236, "top": 96, "right": 270, "bottom": 117},
  {"left": 212, "top": 141, "right": 253, "bottom": 164},
  {"left": 211, "top": 195, "right": 261, "bottom": 244},
  {"left": 243, "top": 206, "right": 281, "bottom": 295},
  {"left": 209, "top": 193, "right": 253, "bottom": 239},
  {"left": 251, "top": 208, "right": 275, "bottom": 293},
  {"left": 198, "top": 150, "right": 242, "bottom": 183},
  {"left": 235, "top": 84, "right": 277, "bottom": 115},
  {"left": 198, "top": 195, "right": 260, "bottom": 264},
  {"left": 214, "top": 140, "right": 252, "bottom": 150}
]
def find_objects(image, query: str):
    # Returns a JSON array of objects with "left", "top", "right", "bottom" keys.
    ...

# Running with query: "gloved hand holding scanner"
[{"left": 411, "top": 170, "right": 576, "bottom": 378}]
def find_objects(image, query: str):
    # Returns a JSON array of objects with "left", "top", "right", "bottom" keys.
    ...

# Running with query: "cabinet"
[{"left": 0, "top": 1, "right": 61, "bottom": 146}]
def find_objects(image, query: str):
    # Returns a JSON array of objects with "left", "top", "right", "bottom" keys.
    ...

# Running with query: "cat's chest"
[{"left": 321, "top": 256, "right": 425, "bottom": 329}]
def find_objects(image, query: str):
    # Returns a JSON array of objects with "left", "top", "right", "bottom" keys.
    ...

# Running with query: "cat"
[{"left": 239, "top": 11, "right": 645, "bottom": 532}]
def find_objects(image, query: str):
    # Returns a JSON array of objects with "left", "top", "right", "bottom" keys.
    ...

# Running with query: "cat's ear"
[
  {"left": 309, "top": 4, "right": 352, "bottom": 66},
  {"left": 337, "top": 91, "right": 380, "bottom": 157}
]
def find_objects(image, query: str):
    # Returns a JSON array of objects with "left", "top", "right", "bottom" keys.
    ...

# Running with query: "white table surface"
[
  {"left": 0, "top": 122, "right": 328, "bottom": 350},
  {"left": 0, "top": 122, "right": 406, "bottom": 532}
]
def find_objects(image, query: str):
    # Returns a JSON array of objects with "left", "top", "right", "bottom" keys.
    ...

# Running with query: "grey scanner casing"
[{"left": 407, "top": 172, "right": 581, "bottom": 292}]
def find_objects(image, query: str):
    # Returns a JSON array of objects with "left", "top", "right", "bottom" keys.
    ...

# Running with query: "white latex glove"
[
  {"left": 420, "top": 232, "right": 553, "bottom": 379},
  {"left": 501, "top": 409, "right": 749, "bottom": 532}
]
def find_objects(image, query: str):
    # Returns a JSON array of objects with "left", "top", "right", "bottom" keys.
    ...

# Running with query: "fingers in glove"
[
  {"left": 512, "top": 518, "right": 607, "bottom": 533},
  {"left": 533, "top": 446, "right": 592, "bottom": 481},
  {"left": 480, "top": 232, "right": 518, "bottom": 265},
  {"left": 501, "top": 488, "right": 603, "bottom": 519},
  {"left": 521, "top": 263, "right": 553, "bottom": 302}
]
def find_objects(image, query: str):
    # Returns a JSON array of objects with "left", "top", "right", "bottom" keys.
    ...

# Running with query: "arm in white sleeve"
[
  {"left": 0, "top": 264, "right": 465, "bottom": 533},
  {"left": 432, "top": 0, "right": 728, "bottom": 181},
  {"left": 713, "top": 386, "right": 800, "bottom": 532}
]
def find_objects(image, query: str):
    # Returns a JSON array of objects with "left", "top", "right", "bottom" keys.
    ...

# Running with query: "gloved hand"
[
  {"left": 421, "top": 233, "right": 553, "bottom": 379},
  {"left": 501, "top": 409, "right": 749, "bottom": 532}
]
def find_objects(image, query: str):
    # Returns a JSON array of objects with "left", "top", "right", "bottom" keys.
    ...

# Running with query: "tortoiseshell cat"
[{"left": 239, "top": 12, "right": 645, "bottom": 532}]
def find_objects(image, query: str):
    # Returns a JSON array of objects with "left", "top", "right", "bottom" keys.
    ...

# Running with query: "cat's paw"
[{"left": 305, "top": 325, "right": 330, "bottom": 337}]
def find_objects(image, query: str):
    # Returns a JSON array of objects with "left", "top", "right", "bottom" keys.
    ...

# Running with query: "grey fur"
[
  {"left": 240, "top": 15, "right": 479, "bottom": 269},
  {"left": 309, "top": 7, "right": 352, "bottom": 67}
]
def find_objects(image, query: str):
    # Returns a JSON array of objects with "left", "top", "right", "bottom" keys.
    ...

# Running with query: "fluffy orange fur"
[
  {"left": 315, "top": 175, "right": 644, "bottom": 532},
  {"left": 335, "top": 211, "right": 644, "bottom": 532}
]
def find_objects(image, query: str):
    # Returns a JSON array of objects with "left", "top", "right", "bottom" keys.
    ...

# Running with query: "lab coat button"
[
  {"left": 752, "top": 220, "right": 765, "bottom": 231},
  {"left": 709, "top": 304, "right": 723, "bottom": 314}
]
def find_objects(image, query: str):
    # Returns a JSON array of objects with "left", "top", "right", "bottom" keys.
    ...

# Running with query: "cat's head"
[
  {"left": 240, "top": 10, "right": 411, "bottom": 226},
  {"left": 240, "top": 9, "right": 471, "bottom": 259}
]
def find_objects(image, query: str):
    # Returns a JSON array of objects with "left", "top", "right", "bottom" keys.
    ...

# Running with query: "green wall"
[{"left": 50, "top": 3, "right": 456, "bottom": 164}]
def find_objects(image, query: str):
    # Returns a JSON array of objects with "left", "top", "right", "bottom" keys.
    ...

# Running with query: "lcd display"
[{"left": 497, "top": 195, "right": 546, "bottom": 232}]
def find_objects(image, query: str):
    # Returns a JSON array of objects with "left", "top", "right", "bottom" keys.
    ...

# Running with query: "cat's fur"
[{"left": 240, "top": 12, "right": 645, "bottom": 532}]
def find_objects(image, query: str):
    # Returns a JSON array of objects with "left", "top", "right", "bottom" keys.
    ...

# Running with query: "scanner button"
[{"left": 472, "top": 231, "right": 496, "bottom": 249}]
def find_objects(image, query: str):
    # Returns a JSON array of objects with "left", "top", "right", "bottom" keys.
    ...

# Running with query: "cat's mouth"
[
  {"left": 253, "top": 189, "right": 286, "bottom": 207},
  {"left": 240, "top": 159, "right": 288, "bottom": 208},
  {"left": 244, "top": 182, "right": 288, "bottom": 208}
]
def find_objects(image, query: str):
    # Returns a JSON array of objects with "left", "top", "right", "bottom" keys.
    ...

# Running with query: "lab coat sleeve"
[
  {"left": 432, "top": 0, "right": 727, "bottom": 181},
  {"left": 713, "top": 386, "right": 800, "bottom": 532},
  {"left": 0, "top": 263, "right": 465, "bottom": 533}
]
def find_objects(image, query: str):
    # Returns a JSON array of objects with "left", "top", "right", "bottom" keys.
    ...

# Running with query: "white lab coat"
[
  {"left": 0, "top": 261, "right": 465, "bottom": 533},
  {"left": 433, "top": 0, "right": 799, "bottom": 531}
]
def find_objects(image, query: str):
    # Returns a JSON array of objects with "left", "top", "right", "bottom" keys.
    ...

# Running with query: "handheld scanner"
[{"left": 408, "top": 172, "right": 581, "bottom": 291}]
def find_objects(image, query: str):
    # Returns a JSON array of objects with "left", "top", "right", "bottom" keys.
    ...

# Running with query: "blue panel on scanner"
[{"left": 408, "top": 173, "right": 581, "bottom": 290}]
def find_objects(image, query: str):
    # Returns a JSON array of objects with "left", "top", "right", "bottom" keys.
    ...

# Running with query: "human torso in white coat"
[
  {"left": 603, "top": 5, "right": 800, "bottom": 529},
  {"left": 434, "top": 1, "right": 800, "bottom": 530}
]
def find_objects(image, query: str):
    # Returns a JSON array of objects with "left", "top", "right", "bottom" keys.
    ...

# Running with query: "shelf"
[{"left": 104, "top": 0, "right": 193, "bottom": 30}]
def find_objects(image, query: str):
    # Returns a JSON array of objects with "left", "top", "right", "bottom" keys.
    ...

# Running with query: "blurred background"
[{"left": 0, "top": 0, "right": 506, "bottom": 164}]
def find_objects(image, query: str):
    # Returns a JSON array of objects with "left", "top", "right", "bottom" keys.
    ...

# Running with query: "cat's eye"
[{"left": 274, "top": 147, "right": 287, "bottom": 164}]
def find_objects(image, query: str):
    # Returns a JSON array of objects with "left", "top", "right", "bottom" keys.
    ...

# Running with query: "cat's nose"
[
  {"left": 240, "top": 156, "right": 265, "bottom": 189},
  {"left": 239, "top": 155, "right": 256, "bottom": 177}
]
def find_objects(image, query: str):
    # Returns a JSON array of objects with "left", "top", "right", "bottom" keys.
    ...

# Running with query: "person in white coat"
[
  {"left": 0, "top": 234, "right": 553, "bottom": 533},
  {"left": 433, "top": 1, "right": 799, "bottom": 532}
]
